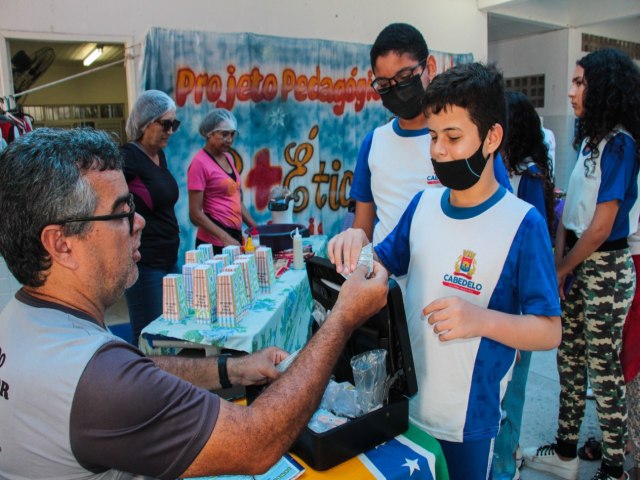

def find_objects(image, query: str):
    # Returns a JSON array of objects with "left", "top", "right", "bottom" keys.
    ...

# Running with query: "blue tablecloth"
[
  {"left": 139, "top": 236, "right": 327, "bottom": 356},
  {"left": 140, "top": 268, "right": 314, "bottom": 355}
]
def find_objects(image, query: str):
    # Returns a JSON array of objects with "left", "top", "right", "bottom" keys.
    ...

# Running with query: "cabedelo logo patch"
[{"left": 442, "top": 249, "right": 483, "bottom": 295}]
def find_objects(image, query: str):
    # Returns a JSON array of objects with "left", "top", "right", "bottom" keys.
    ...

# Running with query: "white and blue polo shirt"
[
  {"left": 350, "top": 118, "right": 438, "bottom": 245},
  {"left": 375, "top": 186, "right": 560, "bottom": 442},
  {"left": 563, "top": 129, "right": 640, "bottom": 241}
]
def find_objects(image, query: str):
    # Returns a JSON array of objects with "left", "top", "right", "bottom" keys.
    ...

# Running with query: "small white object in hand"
[
  {"left": 342, "top": 243, "right": 374, "bottom": 279},
  {"left": 276, "top": 349, "right": 301, "bottom": 373}
]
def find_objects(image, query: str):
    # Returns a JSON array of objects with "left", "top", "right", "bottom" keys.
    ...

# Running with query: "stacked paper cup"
[
  {"left": 197, "top": 243, "right": 214, "bottom": 261},
  {"left": 216, "top": 271, "right": 245, "bottom": 327},
  {"left": 192, "top": 265, "right": 217, "bottom": 324},
  {"left": 162, "top": 274, "right": 189, "bottom": 322},
  {"left": 222, "top": 264, "right": 249, "bottom": 314},
  {"left": 213, "top": 253, "right": 230, "bottom": 267},
  {"left": 205, "top": 258, "right": 225, "bottom": 276},
  {"left": 255, "top": 246, "right": 276, "bottom": 293},
  {"left": 222, "top": 245, "right": 241, "bottom": 263},
  {"left": 181, "top": 263, "right": 198, "bottom": 308},
  {"left": 185, "top": 249, "right": 206, "bottom": 265},
  {"left": 236, "top": 254, "right": 260, "bottom": 304}
]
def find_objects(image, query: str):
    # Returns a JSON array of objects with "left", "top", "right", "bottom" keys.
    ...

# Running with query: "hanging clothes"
[
  {"left": 0, "top": 115, "right": 20, "bottom": 143},
  {"left": 0, "top": 104, "right": 34, "bottom": 144},
  {"left": 7, "top": 110, "right": 34, "bottom": 135}
]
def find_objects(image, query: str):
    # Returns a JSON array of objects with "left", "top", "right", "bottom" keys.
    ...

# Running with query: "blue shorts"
[{"left": 439, "top": 437, "right": 494, "bottom": 480}]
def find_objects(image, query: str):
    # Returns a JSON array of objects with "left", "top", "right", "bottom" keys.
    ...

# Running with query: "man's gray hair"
[{"left": 0, "top": 128, "right": 123, "bottom": 287}]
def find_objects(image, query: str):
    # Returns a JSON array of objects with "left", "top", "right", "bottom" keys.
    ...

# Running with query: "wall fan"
[{"left": 11, "top": 47, "right": 56, "bottom": 94}]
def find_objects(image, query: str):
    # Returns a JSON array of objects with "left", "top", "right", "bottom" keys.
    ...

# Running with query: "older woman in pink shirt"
[{"left": 188, "top": 109, "right": 257, "bottom": 254}]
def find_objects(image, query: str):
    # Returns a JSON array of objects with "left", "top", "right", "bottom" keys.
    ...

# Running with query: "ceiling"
[
  {"left": 483, "top": 0, "right": 640, "bottom": 43},
  {"left": 488, "top": 13, "right": 563, "bottom": 43},
  {"left": 9, "top": 39, "right": 125, "bottom": 69}
]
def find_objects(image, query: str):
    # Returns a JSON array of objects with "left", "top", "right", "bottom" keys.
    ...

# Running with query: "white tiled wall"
[{"left": 0, "top": 257, "right": 21, "bottom": 310}]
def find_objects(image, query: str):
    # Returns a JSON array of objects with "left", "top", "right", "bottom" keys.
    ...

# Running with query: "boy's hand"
[
  {"left": 422, "top": 296, "right": 484, "bottom": 341},
  {"left": 327, "top": 228, "right": 369, "bottom": 275}
]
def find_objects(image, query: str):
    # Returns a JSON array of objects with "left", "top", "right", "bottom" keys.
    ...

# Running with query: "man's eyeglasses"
[
  {"left": 48, "top": 194, "right": 136, "bottom": 235},
  {"left": 154, "top": 119, "right": 181, "bottom": 133},
  {"left": 371, "top": 60, "right": 427, "bottom": 95}
]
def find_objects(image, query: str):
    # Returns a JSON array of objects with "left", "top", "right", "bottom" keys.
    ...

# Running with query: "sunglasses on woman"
[{"left": 154, "top": 119, "right": 181, "bottom": 132}]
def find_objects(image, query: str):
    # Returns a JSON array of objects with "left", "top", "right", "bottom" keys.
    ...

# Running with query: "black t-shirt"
[{"left": 121, "top": 143, "right": 180, "bottom": 267}]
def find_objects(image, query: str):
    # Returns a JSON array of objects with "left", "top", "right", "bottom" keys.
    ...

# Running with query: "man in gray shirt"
[{"left": 0, "top": 128, "right": 389, "bottom": 479}]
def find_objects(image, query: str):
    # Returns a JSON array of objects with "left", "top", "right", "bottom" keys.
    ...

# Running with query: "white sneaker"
[{"left": 523, "top": 444, "right": 578, "bottom": 480}]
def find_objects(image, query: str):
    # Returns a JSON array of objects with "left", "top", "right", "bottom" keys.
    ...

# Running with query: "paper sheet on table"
[{"left": 195, "top": 453, "right": 304, "bottom": 480}]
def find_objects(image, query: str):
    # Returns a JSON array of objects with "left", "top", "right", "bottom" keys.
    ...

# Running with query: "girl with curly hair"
[
  {"left": 503, "top": 91, "right": 556, "bottom": 231},
  {"left": 493, "top": 91, "right": 556, "bottom": 479},
  {"left": 526, "top": 48, "right": 640, "bottom": 480}
]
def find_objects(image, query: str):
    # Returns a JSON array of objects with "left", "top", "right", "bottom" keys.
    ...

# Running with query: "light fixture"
[{"left": 83, "top": 46, "right": 103, "bottom": 67}]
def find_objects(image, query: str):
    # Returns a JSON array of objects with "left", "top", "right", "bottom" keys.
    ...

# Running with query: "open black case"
[{"left": 290, "top": 256, "right": 418, "bottom": 470}]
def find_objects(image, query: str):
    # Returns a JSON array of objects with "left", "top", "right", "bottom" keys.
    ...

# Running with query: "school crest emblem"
[
  {"left": 454, "top": 249, "right": 477, "bottom": 280},
  {"left": 442, "top": 249, "right": 482, "bottom": 295}
]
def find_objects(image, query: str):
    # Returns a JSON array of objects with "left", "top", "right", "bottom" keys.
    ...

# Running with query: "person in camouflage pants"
[
  {"left": 558, "top": 248, "right": 634, "bottom": 471},
  {"left": 524, "top": 48, "right": 640, "bottom": 480},
  {"left": 622, "top": 234, "right": 640, "bottom": 479}
]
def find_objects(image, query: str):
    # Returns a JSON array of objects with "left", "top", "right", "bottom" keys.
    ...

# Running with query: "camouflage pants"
[
  {"left": 629, "top": 373, "right": 640, "bottom": 465},
  {"left": 557, "top": 248, "right": 634, "bottom": 468}
]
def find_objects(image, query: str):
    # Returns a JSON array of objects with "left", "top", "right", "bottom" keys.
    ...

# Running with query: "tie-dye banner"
[{"left": 142, "top": 27, "right": 472, "bottom": 260}]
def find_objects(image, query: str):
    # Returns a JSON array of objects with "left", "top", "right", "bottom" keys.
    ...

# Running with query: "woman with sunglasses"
[
  {"left": 121, "top": 89, "right": 181, "bottom": 346},
  {"left": 187, "top": 108, "right": 257, "bottom": 254}
]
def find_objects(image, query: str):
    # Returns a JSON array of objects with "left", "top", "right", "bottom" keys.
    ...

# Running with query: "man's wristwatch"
[{"left": 217, "top": 354, "right": 232, "bottom": 389}]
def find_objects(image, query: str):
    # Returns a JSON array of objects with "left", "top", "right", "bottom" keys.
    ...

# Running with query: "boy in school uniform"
[
  {"left": 331, "top": 63, "right": 562, "bottom": 479},
  {"left": 330, "top": 23, "right": 512, "bottom": 291}
]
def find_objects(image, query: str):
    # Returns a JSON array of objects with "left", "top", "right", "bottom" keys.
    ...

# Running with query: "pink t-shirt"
[{"left": 187, "top": 149, "right": 242, "bottom": 246}]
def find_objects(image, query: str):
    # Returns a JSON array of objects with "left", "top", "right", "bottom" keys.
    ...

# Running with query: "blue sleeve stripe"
[
  {"left": 374, "top": 191, "right": 423, "bottom": 276},
  {"left": 349, "top": 130, "right": 375, "bottom": 202}
]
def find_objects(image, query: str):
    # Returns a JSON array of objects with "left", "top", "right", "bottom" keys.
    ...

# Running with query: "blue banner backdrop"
[{"left": 142, "top": 27, "right": 472, "bottom": 263}]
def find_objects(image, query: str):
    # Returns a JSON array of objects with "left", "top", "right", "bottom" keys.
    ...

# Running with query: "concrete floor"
[{"left": 520, "top": 349, "right": 635, "bottom": 480}]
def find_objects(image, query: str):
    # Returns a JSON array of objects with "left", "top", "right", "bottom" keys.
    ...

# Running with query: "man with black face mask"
[{"left": 329, "top": 23, "right": 511, "bottom": 288}]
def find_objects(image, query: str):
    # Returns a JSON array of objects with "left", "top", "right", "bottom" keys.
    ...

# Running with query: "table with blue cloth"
[
  {"left": 139, "top": 236, "right": 327, "bottom": 356},
  {"left": 140, "top": 267, "right": 313, "bottom": 356}
]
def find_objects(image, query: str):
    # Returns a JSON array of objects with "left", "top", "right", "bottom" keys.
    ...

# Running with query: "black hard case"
[{"left": 290, "top": 256, "right": 418, "bottom": 471}]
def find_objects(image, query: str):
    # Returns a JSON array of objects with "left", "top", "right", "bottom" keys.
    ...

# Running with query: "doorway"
[{"left": 6, "top": 39, "right": 128, "bottom": 143}]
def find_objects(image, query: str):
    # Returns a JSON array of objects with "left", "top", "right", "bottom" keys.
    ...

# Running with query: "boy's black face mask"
[
  {"left": 431, "top": 141, "right": 490, "bottom": 191},
  {"left": 379, "top": 75, "right": 425, "bottom": 120}
]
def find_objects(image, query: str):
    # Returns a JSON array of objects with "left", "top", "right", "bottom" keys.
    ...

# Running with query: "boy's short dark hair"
[
  {"left": 370, "top": 23, "right": 429, "bottom": 71},
  {"left": 422, "top": 62, "right": 506, "bottom": 142}
]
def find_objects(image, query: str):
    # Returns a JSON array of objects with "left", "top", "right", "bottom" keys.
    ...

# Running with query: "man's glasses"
[
  {"left": 49, "top": 194, "right": 136, "bottom": 235},
  {"left": 371, "top": 60, "right": 427, "bottom": 95},
  {"left": 154, "top": 119, "right": 181, "bottom": 133}
]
